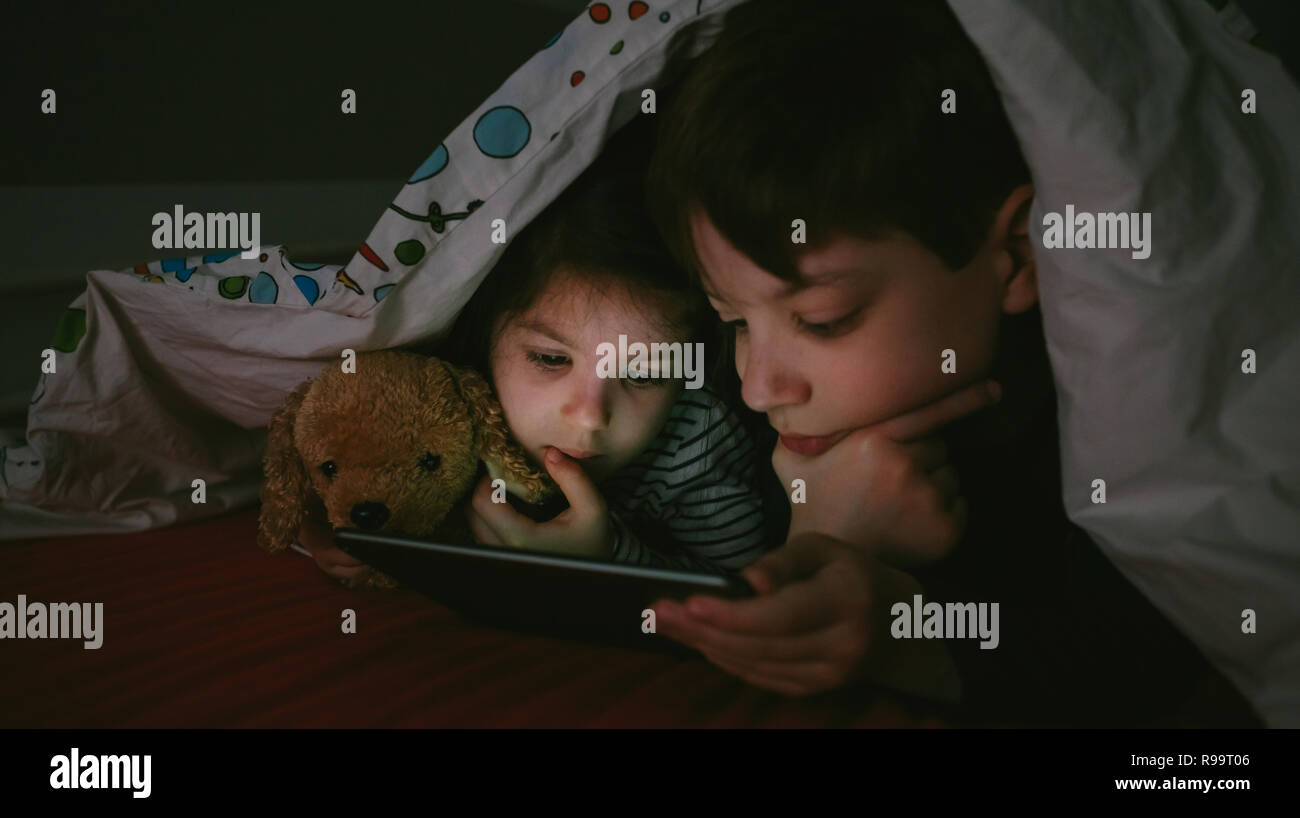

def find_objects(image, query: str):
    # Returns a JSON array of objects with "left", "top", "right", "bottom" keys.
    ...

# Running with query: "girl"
[{"left": 299, "top": 124, "right": 774, "bottom": 580}]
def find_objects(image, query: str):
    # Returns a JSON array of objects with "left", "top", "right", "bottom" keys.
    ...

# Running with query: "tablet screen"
[{"left": 335, "top": 528, "right": 754, "bottom": 649}]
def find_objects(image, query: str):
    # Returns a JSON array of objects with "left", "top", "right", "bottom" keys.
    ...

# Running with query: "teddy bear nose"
[{"left": 350, "top": 501, "right": 391, "bottom": 530}]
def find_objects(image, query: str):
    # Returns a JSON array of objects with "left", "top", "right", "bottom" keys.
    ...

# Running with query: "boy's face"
[
  {"left": 489, "top": 270, "right": 684, "bottom": 484},
  {"left": 692, "top": 212, "right": 1018, "bottom": 456}
]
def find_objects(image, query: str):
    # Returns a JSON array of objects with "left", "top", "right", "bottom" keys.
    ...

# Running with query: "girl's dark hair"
[{"left": 437, "top": 117, "right": 712, "bottom": 375}]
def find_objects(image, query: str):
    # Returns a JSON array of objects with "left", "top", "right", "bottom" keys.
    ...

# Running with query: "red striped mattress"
[{"left": 0, "top": 508, "right": 944, "bottom": 728}]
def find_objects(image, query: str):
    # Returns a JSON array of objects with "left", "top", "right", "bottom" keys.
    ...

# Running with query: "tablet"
[{"left": 334, "top": 528, "right": 755, "bottom": 651}]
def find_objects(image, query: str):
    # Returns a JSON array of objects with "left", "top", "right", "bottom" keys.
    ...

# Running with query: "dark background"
[
  {"left": 0, "top": 0, "right": 589, "bottom": 185},
  {"left": 0, "top": 0, "right": 1294, "bottom": 185}
]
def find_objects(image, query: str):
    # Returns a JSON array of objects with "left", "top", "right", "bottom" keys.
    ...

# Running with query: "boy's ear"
[{"left": 991, "top": 183, "right": 1038, "bottom": 315}]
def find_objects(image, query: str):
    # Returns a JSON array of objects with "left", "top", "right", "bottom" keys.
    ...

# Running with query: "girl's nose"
[
  {"left": 738, "top": 338, "right": 809, "bottom": 414},
  {"left": 563, "top": 372, "right": 612, "bottom": 432}
]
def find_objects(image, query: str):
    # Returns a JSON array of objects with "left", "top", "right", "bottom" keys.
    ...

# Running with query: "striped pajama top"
[{"left": 600, "top": 385, "right": 771, "bottom": 573}]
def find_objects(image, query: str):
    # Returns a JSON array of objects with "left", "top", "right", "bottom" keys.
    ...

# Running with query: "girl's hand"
[
  {"left": 466, "top": 447, "right": 614, "bottom": 558},
  {"left": 772, "top": 379, "right": 1000, "bottom": 565},
  {"left": 297, "top": 495, "right": 368, "bottom": 582},
  {"left": 651, "top": 532, "right": 960, "bottom": 699}
]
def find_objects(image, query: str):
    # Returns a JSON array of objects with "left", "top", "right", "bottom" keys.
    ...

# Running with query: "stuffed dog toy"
[{"left": 257, "top": 349, "right": 556, "bottom": 588}]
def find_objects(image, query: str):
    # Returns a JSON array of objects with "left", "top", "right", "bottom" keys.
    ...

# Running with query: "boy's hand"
[
  {"left": 467, "top": 447, "right": 614, "bottom": 558},
  {"left": 772, "top": 379, "right": 1000, "bottom": 565},
  {"left": 650, "top": 532, "right": 960, "bottom": 699},
  {"left": 297, "top": 496, "right": 368, "bottom": 582}
]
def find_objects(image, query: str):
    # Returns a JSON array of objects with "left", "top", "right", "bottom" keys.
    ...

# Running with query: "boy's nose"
[{"left": 739, "top": 342, "right": 809, "bottom": 413}]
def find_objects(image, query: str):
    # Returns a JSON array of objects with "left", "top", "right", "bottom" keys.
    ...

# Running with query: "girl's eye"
[
  {"left": 722, "top": 318, "right": 748, "bottom": 333},
  {"left": 625, "top": 374, "right": 673, "bottom": 390},
  {"left": 527, "top": 351, "right": 570, "bottom": 370}
]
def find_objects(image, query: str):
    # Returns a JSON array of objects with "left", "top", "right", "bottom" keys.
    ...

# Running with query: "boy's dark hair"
[
  {"left": 439, "top": 118, "right": 711, "bottom": 374},
  {"left": 646, "top": 0, "right": 1032, "bottom": 283}
]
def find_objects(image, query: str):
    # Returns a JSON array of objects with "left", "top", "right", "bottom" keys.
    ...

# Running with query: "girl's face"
[{"left": 489, "top": 270, "right": 686, "bottom": 484}]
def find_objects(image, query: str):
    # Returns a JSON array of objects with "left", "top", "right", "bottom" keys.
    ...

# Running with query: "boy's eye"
[
  {"left": 798, "top": 310, "right": 859, "bottom": 338},
  {"left": 527, "top": 351, "right": 570, "bottom": 370},
  {"left": 722, "top": 318, "right": 748, "bottom": 333}
]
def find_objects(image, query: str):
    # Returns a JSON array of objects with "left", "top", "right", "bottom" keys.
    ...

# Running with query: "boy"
[{"left": 643, "top": 0, "right": 1258, "bottom": 724}]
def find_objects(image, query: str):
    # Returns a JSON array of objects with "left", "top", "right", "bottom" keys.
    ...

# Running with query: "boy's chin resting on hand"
[{"left": 773, "top": 381, "right": 998, "bottom": 567}]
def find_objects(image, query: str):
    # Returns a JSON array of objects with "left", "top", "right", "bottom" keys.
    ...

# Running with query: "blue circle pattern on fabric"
[
  {"left": 363, "top": 0, "right": 687, "bottom": 313},
  {"left": 408, "top": 143, "right": 449, "bottom": 183},
  {"left": 473, "top": 106, "right": 531, "bottom": 158},
  {"left": 250, "top": 272, "right": 278, "bottom": 304},
  {"left": 294, "top": 275, "right": 320, "bottom": 304},
  {"left": 161, "top": 257, "right": 196, "bottom": 282}
]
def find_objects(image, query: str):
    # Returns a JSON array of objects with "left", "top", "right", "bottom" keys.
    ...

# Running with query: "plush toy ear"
[
  {"left": 257, "top": 379, "right": 315, "bottom": 553},
  {"left": 441, "top": 360, "right": 555, "bottom": 504}
]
